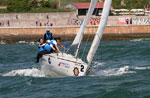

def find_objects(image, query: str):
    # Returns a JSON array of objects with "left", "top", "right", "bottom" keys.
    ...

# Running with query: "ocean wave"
[
  {"left": 1, "top": 68, "right": 46, "bottom": 77},
  {"left": 0, "top": 40, "right": 6, "bottom": 44},
  {"left": 17, "top": 41, "right": 26, "bottom": 43},
  {"left": 92, "top": 61, "right": 105, "bottom": 68},
  {"left": 130, "top": 38, "right": 150, "bottom": 42},
  {"left": 130, "top": 39, "right": 143, "bottom": 42},
  {"left": 17, "top": 41, "right": 38, "bottom": 45},
  {"left": 134, "top": 66, "right": 150, "bottom": 70},
  {"left": 94, "top": 66, "right": 136, "bottom": 76}
]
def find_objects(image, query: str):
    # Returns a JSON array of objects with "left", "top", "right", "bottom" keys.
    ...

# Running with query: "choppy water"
[{"left": 0, "top": 39, "right": 150, "bottom": 98}]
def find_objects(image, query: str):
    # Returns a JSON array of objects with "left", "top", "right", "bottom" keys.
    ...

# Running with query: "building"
[
  {"left": 145, "top": 8, "right": 150, "bottom": 16},
  {"left": 112, "top": 9, "right": 147, "bottom": 16},
  {"left": 66, "top": 2, "right": 104, "bottom": 16}
]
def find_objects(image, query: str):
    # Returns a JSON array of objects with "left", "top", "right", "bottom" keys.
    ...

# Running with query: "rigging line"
[
  {"left": 100, "top": 41, "right": 102, "bottom": 62},
  {"left": 81, "top": 27, "right": 92, "bottom": 61},
  {"left": 81, "top": 1, "right": 101, "bottom": 61}
]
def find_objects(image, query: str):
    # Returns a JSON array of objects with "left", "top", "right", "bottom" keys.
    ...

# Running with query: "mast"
[
  {"left": 71, "top": 0, "right": 98, "bottom": 57},
  {"left": 87, "top": 0, "right": 112, "bottom": 64}
]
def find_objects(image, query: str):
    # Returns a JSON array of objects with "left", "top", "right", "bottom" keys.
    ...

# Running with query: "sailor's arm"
[
  {"left": 55, "top": 44, "right": 61, "bottom": 53},
  {"left": 40, "top": 43, "right": 45, "bottom": 47},
  {"left": 51, "top": 46, "right": 56, "bottom": 51},
  {"left": 58, "top": 43, "right": 65, "bottom": 50},
  {"left": 50, "top": 44, "right": 55, "bottom": 50}
]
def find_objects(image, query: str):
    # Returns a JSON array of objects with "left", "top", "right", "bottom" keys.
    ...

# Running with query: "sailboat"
[{"left": 40, "top": 0, "right": 112, "bottom": 77}]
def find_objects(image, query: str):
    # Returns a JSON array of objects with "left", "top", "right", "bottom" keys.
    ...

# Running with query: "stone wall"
[
  {"left": 0, "top": 25, "right": 150, "bottom": 43},
  {"left": 0, "top": 12, "right": 150, "bottom": 27},
  {"left": 0, "top": 12, "right": 77, "bottom": 27}
]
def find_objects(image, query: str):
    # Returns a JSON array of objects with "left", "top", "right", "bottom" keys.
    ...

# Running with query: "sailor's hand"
[{"left": 57, "top": 50, "right": 61, "bottom": 53}]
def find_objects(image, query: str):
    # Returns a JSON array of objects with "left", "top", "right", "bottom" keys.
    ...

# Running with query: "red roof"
[
  {"left": 145, "top": 8, "right": 150, "bottom": 11},
  {"left": 72, "top": 2, "right": 104, "bottom": 9}
]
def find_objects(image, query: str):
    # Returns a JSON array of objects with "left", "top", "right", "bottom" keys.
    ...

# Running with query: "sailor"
[
  {"left": 56, "top": 37, "right": 65, "bottom": 49},
  {"left": 36, "top": 40, "right": 56, "bottom": 63},
  {"left": 50, "top": 37, "right": 61, "bottom": 53},
  {"left": 36, "top": 38, "right": 45, "bottom": 63},
  {"left": 44, "top": 29, "right": 53, "bottom": 42},
  {"left": 38, "top": 39, "right": 45, "bottom": 52},
  {"left": 44, "top": 40, "right": 53, "bottom": 52}
]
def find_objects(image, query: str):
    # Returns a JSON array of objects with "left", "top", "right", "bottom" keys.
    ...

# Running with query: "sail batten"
[
  {"left": 71, "top": 0, "right": 98, "bottom": 57},
  {"left": 87, "top": 0, "right": 112, "bottom": 64}
]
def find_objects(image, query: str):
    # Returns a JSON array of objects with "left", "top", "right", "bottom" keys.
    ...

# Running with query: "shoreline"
[
  {"left": 0, "top": 25, "right": 150, "bottom": 43},
  {"left": 1, "top": 33, "right": 150, "bottom": 44}
]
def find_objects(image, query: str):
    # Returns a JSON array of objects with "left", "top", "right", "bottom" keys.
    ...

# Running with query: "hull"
[{"left": 40, "top": 53, "right": 92, "bottom": 77}]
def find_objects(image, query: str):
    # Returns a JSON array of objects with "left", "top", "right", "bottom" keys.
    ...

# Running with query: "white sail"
[
  {"left": 87, "top": 0, "right": 112, "bottom": 64},
  {"left": 72, "top": 0, "right": 98, "bottom": 57}
]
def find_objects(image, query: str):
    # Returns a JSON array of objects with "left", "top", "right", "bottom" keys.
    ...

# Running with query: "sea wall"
[
  {"left": 0, "top": 25, "right": 150, "bottom": 43},
  {"left": 0, "top": 12, "right": 150, "bottom": 27}
]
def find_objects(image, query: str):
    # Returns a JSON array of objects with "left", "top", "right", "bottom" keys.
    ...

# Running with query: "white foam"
[
  {"left": 1, "top": 68, "right": 46, "bottom": 77},
  {"left": 0, "top": 40, "right": 6, "bottom": 44},
  {"left": 92, "top": 61, "right": 105, "bottom": 68},
  {"left": 28, "top": 42, "right": 36, "bottom": 46},
  {"left": 17, "top": 41, "right": 37, "bottom": 45},
  {"left": 130, "top": 38, "right": 150, "bottom": 42},
  {"left": 134, "top": 66, "right": 150, "bottom": 70},
  {"left": 130, "top": 39, "right": 143, "bottom": 42},
  {"left": 95, "top": 66, "right": 136, "bottom": 76},
  {"left": 17, "top": 41, "right": 26, "bottom": 43}
]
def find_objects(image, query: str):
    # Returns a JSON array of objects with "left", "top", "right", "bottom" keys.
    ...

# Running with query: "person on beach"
[
  {"left": 126, "top": 19, "right": 129, "bottom": 24},
  {"left": 44, "top": 29, "right": 53, "bottom": 42}
]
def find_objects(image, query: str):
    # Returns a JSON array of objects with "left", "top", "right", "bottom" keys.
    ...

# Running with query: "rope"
[
  {"left": 81, "top": 29, "right": 92, "bottom": 61},
  {"left": 81, "top": 1, "right": 101, "bottom": 61}
]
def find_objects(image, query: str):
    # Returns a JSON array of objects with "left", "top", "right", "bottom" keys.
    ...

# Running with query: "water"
[{"left": 0, "top": 39, "right": 150, "bottom": 98}]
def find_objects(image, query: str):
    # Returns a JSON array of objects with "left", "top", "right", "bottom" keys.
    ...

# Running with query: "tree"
[
  {"left": 7, "top": 0, "right": 31, "bottom": 12},
  {"left": 40, "top": 0, "right": 57, "bottom": 9},
  {"left": 40, "top": 0, "right": 51, "bottom": 8},
  {"left": 30, "top": 0, "right": 39, "bottom": 9}
]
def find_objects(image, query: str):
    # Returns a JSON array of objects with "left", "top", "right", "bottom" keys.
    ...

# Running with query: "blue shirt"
[
  {"left": 38, "top": 43, "right": 45, "bottom": 52},
  {"left": 44, "top": 43, "right": 51, "bottom": 51},
  {"left": 50, "top": 40, "right": 57, "bottom": 47},
  {"left": 46, "top": 32, "right": 52, "bottom": 40}
]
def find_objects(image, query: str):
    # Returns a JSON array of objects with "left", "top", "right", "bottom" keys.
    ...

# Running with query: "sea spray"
[
  {"left": 94, "top": 66, "right": 136, "bottom": 76},
  {"left": 1, "top": 67, "right": 46, "bottom": 77}
]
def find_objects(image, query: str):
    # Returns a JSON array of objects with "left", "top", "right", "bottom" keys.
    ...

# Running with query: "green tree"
[
  {"left": 0, "top": 0, "right": 8, "bottom": 6},
  {"left": 7, "top": 0, "right": 31, "bottom": 12},
  {"left": 50, "top": 0, "right": 57, "bottom": 9},
  {"left": 40, "top": 0, "right": 51, "bottom": 8},
  {"left": 30, "top": 0, "right": 39, "bottom": 9},
  {"left": 40, "top": 0, "right": 57, "bottom": 9}
]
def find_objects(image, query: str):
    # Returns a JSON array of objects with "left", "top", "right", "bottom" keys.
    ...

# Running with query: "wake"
[
  {"left": 94, "top": 66, "right": 136, "bottom": 76},
  {"left": 93, "top": 62, "right": 150, "bottom": 76},
  {"left": 1, "top": 67, "right": 46, "bottom": 77},
  {"left": 1, "top": 63, "right": 149, "bottom": 78}
]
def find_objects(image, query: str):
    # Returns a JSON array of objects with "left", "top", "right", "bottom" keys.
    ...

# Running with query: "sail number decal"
[{"left": 80, "top": 65, "right": 84, "bottom": 72}]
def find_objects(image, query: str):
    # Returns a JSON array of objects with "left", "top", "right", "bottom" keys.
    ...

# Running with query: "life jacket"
[
  {"left": 50, "top": 40, "right": 57, "bottom": 47},
  {"left": 44, "top": 43, "right": 51, "bottom": 51},
  {"left": 46, "top": 32, "right": 52, "bottom": 40},
  {"left": 38, "top": 43, "right": 44, "bottom": 52}
]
